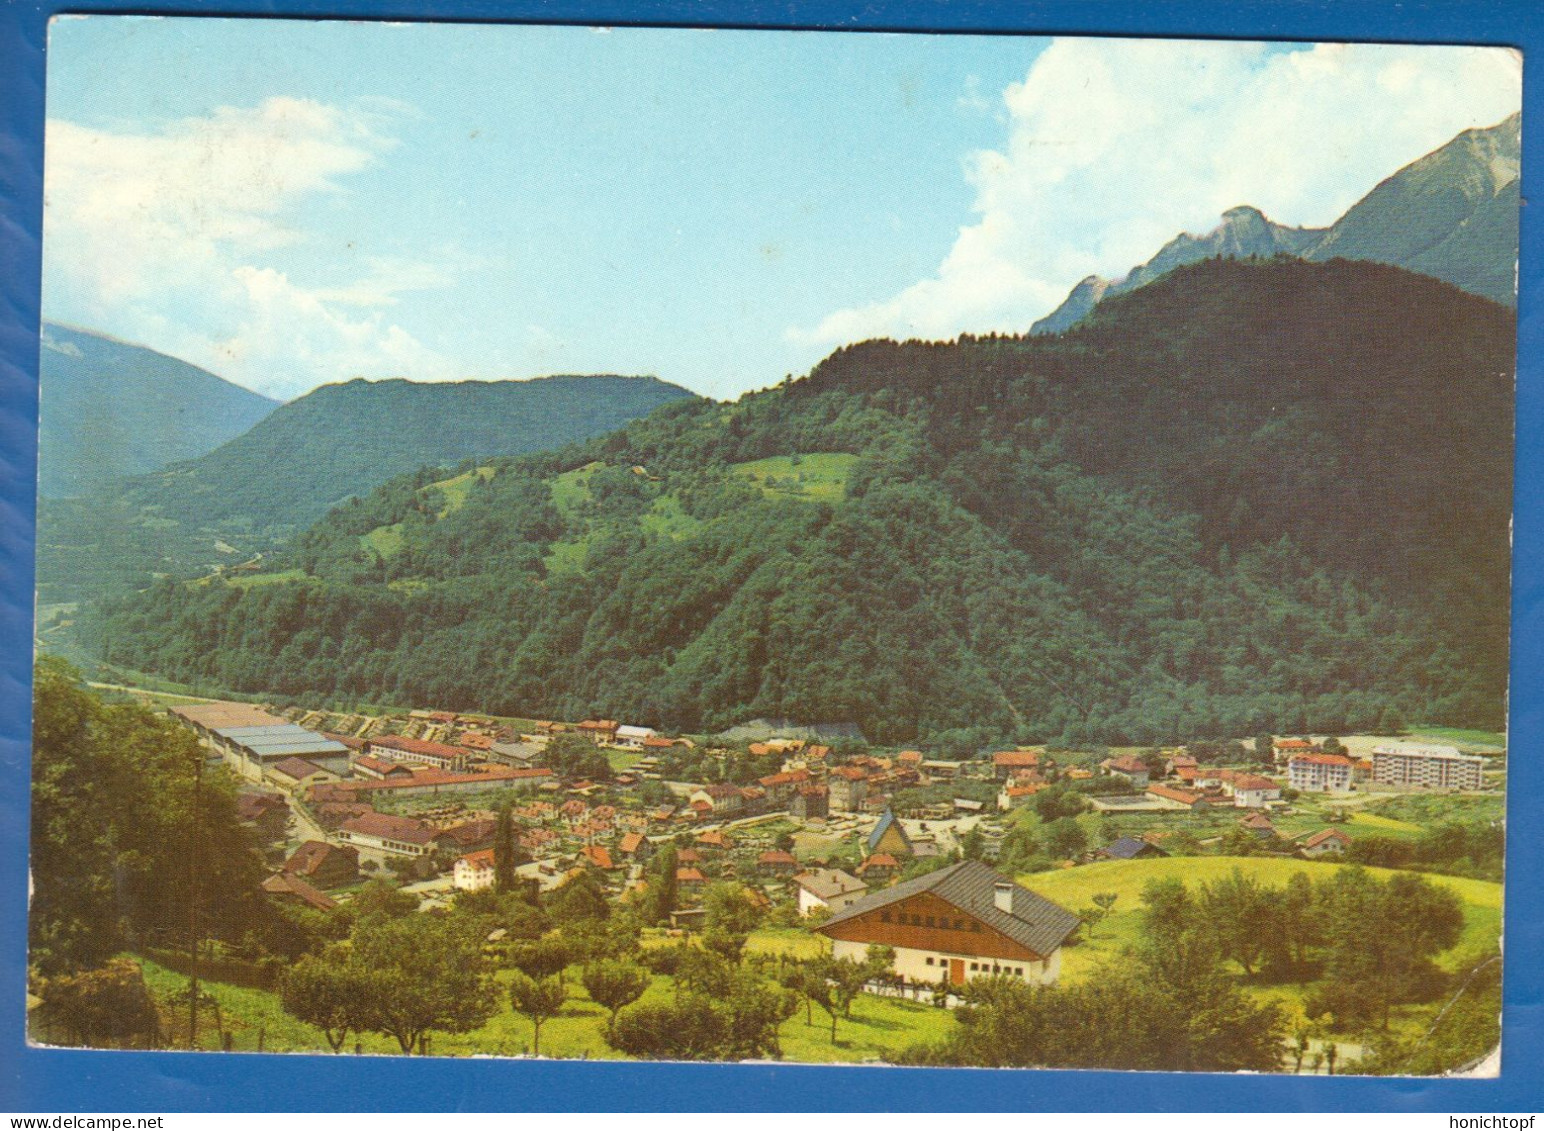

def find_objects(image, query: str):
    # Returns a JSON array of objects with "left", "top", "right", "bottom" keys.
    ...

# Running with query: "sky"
[{"left": 42, "top": 19, "right": 1521, "bottom": 402}]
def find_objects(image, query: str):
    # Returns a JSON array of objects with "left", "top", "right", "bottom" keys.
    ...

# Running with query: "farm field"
[
  {"left": 136, "top": 948, "right": 951, "bottom": 1063},
  {"left": 1018, "top": 855, "right": 1502, "bottom": 1051},
  {"left": 730, "top": 453, "right": 859, "bottom": 503}
]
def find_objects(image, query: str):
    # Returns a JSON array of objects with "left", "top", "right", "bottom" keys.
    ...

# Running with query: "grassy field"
[
  {"left": 549, "top": 461, "right": 603, "bottom": 517},
  {"left": 430, "top": 466, "right": 497, "bottom": 516},
  {"left": 1018, "top": 855, "right": 1502, "bottom": 1041},
  {"left": 136, "top": 945, "right": 950, "bottom": 1063},
  {"left": 1406, "top": 726, "right": 1506, "bottom": 751},
  {"left": 730, "top": 453, "right": 858, "bottom": 503},
  {"left": 360, "top": 524, "right": 404, "bottom": 557},
  {"left": 606, "top": 748, "right": 642, "bottom": 773},
  {"left": 637, "top": 493, "right": 703, "bottom": 540}
]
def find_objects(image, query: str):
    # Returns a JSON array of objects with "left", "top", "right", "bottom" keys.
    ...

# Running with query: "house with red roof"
[
  {"left": 1229, "top": 773, "right": 1283, "bottom": 809},
  {"left": 1297, "top": 827, "right": 1354, "bottom": 858},
  {"left": 336, "top": 811, "right": 441, "bottom": 857},
  {"left": 365, "top": 734, "right": 468, "bottom": 772},
  {"left": 757, "top": 850, "right": 799, "bottom": 876},
  {"left": 1143, "top": 784, "right": 1209, "bottom": 811},
  {"left": 281, "top": 840, "right": 358, "bottom": 888},
  {"left": 582, "top": 845, "right": 617, "bottom": 871},
  {"left": 1100, "top": 755, "right": 1151, "bottom": 788},
  {"left": 857, "top": 854, "right": 901, "bottom": 883},
  {"left": 261, "top": 872, "right": 338, "bottom": 912},
  {"left": 453, "top": 849, "right": 497, "bottom": 891},
  {"left": 991, "top": 751, "right": 1042, "bottom": 780}
]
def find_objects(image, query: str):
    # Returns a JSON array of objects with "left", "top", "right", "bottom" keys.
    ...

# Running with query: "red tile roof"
[
  {"left": 1145, "top": 784, "right": 1204, "bottom": 806},
  {"left": 458, "top": 849, "right": 496, "bottom": 869},
  {"left": 369, "top": 734, "right": 464, "bottom": 760},
  {"left": 619, "top": 832, "right": 646, "bottom": 854},
  {"left": 676, "top": 867, "right": 706, "bottom": 883},
  {"left": 340, "top": 811, "right": 439, "bottom": 845},
  {"left": 992, "top": 751, "right": 1041, "bottom": 768},
  {"left": 582, "top": 845, "right": 615, "bottom": 869},
  {"left": 758, "top": 850, "right": 797, "bottom": 865},
  {"left": 1290, "top": 753, "right": 1354, "bottom": 767}
]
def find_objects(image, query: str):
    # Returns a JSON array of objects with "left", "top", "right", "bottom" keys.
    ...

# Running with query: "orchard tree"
[
  {"left": 581, "top": 960, "right": 651, "bottom": 1024},
  {"left": 508, "top": 972, "right": 566, "bottom": 1056}
]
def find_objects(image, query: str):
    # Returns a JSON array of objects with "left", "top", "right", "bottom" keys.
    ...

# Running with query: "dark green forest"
[{"left": 83, "top": 259, "right": 1515, "bottom": 746}]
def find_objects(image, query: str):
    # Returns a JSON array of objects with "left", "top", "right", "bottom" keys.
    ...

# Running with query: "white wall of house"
[
  {"left": 1234, "top": 787, "right": 1280, "bottom": 808},
  {"left": 453, "top": 861, "right": 495, "bottom": 891},
  {"left": 830, "top": 938, "right": 1059, "bottom": 986}
]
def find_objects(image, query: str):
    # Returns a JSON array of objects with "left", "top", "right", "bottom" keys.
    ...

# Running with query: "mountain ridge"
[{"left": 1032, "top": 113, "right": 1520, "bottom": 333}]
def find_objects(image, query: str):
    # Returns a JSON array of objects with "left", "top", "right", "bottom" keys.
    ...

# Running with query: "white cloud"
[
  {"left": 43, "top": 96, "right": 456, "bottom": 398},
  {"left": 791, "top": 39, "right": 1521, "bottom": 347}
]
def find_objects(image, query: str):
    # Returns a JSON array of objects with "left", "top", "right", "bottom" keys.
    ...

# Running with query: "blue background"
[{"left": 1, "top": 0, "right": 1540, "bottom": 1112}]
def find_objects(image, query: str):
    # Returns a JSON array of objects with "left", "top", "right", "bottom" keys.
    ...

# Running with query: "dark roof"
[
  {"left": 270, "top": 756, "right": 329, "bottom": 780},
  {"left": 1101, "top": 836, "right": 1164, "bottom": 860},
  {"left": 815, "top": 859, "right": 1080, "bottom": 958},
  {"left": 866, "top": 809, "right": 913, "bottom": 854}
]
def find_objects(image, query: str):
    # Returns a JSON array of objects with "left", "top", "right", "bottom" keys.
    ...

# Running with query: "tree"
[
  {"left": 1199, "top": 868, "right": 1269, "bottom": 976},
  {"left": 1081, "top": 892, "right": 1119, "bottom": 939},
  {"left": 1253, "top": 733, "right": 1276, "bottom": 765},
  {"left": 546, "top": 870, "right": 610, "bottom": 925},
  {"left": 493, "top": 806, "right": 521, "bottom": 893},
  {"left": 703, "top": 883, "right": 764, "bottom": 936},
  {"left": 960, "top": 827, "right": 986, "bottom": 861},
  {"left": 279, "top": 952, "right": 372, "bottom": 1053},
  {"left": 34, "top": 958, "right": 162, "bottom": 1049},
  {"left": 507, "top": 972, "right": 566, "bottom": 1056},
  {"left": 347, "top": 914, "right": 498, "bottom": 1054},
  {"left": 1044, "top": 817, "right": 1088, "bottom": 860},
  {"left": 508, "top": 937, "right": 570, "bottom": 982},
  {"left": 648, "top": 845, "right": 679, "bottom": 926},
  {"left": 607, "top": 996, "right": 730, "bottom": 1060},
  {"left": 581, "top": 960, "right": 650, "bottom": 1024}
]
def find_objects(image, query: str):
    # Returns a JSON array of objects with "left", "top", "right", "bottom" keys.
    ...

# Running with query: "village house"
[
  {"left": 1297, "top": 828, "right": 1354, "bottom": 858},
  {"left": 365, "top": 734, "right": 469, "bottom": 772},
  {"left": 336, "top": 811, "right": 441, "bottom": 857},
  {"left": 1095, "top": 836, "right": 1168, "bottom": 861},
  {"left": 435, "top": 817, "right": 498, "bottom": 857},
  {"left": 757, "top": 769, "right": 811, "bottom": 806},
  {"left": 612, "top": 724, "right": 657, "bottom": 749},
  {"left": 1238, "top": 812, "right": 1278, "bottom": 841},
  {"left": 790, "top": 784, "right": 830, "bottom": 821},
  {"left": 618, "top": 832, "right": 652, "bottom": 862},
  {"left": 281, "top": 840, "right": 359, "bottom": 888},
  {"left": 582, "top": 845, "right": 617, "bottom": 872},
  {"left": 1143, "top": 784, "right": 1209, "bottom": 811},
  {"left": 1100, "top": 755, "right": 1151, "bottom": 788},
  {"left": 1272, "top": 737, "right": 1321, "bottom": 764},
  {"left": 827, "top": 765, "right": 870, "bottom": 812},
  {"left": 691, "top": 783, "right": 747, "bottom": 816},
  {"left": 676, "top": 867, "right": 708, "bottom": 896},
  {"left": 351, "top": 754, "right": 414, "bottom": 781},
  {"left": 261, "top": 872, "right": 338, "bottom": 912},
  {"left": 454, "top": 849, "right": 497, "bottom": 892},
  {"left": 813, "top": 860, "right": 1080, "bottom": 989},
  {"left": 856, "top": 853, "right": 901, "bottom": 883},
  {"left": 695, "top": 829, "right": 731, "bottom": 854},
  {"left": 234, "top": 789, "right": 289, "bottom": 844},
  {"left": 576, "top": 719, "right": 620, "bottom": 745},
  {"left": 757, "top": 850, "right": 799, "bottom": 877},
  {"left": 991, "top": 750, "right": 1042, "bottom": 781},
  {"left": 1288, "top": 753, "right": 1355, "bottom": 792},
  {"left": 793, "top": 868, "right": 868, "bottom": 916},
  {"left": 1229, "top": 773, "right": 1283, "bottom": 809},
  {"left": 998, "top": 782, "right": 1048, "bottom": 811}
]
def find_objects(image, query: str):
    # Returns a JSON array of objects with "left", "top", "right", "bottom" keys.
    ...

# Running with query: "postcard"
[{"left": 27, "top": 18, "right": 1519, "bottom": 1077}]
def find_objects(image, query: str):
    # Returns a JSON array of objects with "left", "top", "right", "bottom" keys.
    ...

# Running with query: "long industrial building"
[{"left": 169, "top": 702, "right": 351, "bottom": 779}]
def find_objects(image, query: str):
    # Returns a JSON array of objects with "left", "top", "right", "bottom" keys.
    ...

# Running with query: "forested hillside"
[
  {"left": 84, "top": 259, "right": 1515, "bottom": 746},
  {"left": 37, "top": 373, "right": 696, "bottom": 604}
]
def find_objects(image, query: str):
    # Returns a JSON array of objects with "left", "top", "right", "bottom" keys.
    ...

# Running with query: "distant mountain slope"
[
  {"left": 36, "top": 373, "right": 698, "bottom": 604},
  {"left": 1033, "top": 113, "right": 1520, "bottom": 333},
  {"left": 86, "top": 259, "right": 1514, "bottom": 744},
  {"left": 1304, "top": 112, "right": 1520, "bottom": 305},
  {"left": 37, "top": 323, "right": 279, "bottom": 498},
  {"left": 1033, "top": 208, "right": 1323, "bottom": 333},
  {"left": 130, "top": 375, "right": 699, "bottom": 531}
]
